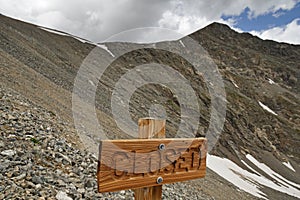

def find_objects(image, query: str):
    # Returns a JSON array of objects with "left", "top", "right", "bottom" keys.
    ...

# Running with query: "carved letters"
[
  {"left": 111, "top": 147, "right": 202, "bottom": 180},
  {"left": 97, "top": 138, "right": 207, "bottom": 192}
]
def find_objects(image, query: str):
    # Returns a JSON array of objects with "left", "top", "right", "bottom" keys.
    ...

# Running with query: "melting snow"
[
  {"left": 179, "top": 40, "right": 186, "bottom": 47},
  {"left": 241, "top": 160, "right": 260, "bottom": 175},
  {"left": 71, "top": 36, "right": 90, "bottom": 43},
  {"left": 39, "top": 27, "right": 68, "bottom": 36},
  {"left": 97, "top": 44, "right": 115, "bottom": 57},
  {"left": 282, "top": 161, "right": 296, "bottom": 172},
  {"left": 207, "top": 154, "right": 300, "bottom": 199},
  {"left": 88, "top": 80, "right": 95, "bottom": 87},
  {"left": 39, "top": 26, "right": 117, "bottom": 58},
  {"left": 231, "top": 80, "right": 239, "bottom": 88},
  {"left": 246, "top": 154, "right": 300, "bottom": 190},
  {"left": 39, "top": 26, "right": 115, "bottom": 58},
  {"left": 207, "top": 154, "right": 267, "bottom": 199},
  {"left": 258, "top": 101, "right": 278, "bottom": 116},
  {"left": 39, "top": 27, "right": 91, "bottom": 43},
  {"left": 268, "top": 78, "right": 275, "bottom": 84}
]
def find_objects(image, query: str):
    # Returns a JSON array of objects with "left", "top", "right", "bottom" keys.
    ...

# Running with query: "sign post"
[
  {"left": 97, "top": 118, "right": 207, "bottom": 199},
  {"left": 134, "top": 118, "right": 166, "bottom": 200}
]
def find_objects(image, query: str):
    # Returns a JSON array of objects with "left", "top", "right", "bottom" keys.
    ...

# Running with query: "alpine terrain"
[{"left": 0, "top": 14, "right": 299, "bottom": 199}]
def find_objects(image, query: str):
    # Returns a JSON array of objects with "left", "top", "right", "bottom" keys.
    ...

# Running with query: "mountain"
[{"left": 0, "top": 14, "right": 299, "bottom": 199}]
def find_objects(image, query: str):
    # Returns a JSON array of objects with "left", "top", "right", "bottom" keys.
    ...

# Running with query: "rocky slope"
[
  {"left": 3, "top": 85, "right": 236, "bottom": 199},
  {"left": 0, "top": 14, "right": 299, "bottom": 199}
]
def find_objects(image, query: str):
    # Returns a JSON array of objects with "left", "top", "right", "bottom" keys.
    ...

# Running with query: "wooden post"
[
  {"left": 97, "top": 138, "right": 207, "bottom": 192},
  {"left": 134, "top": 118, "right": 166, "bottom": 200},
  {"left": 97, "top": 118, "right": 207, "bottom": 195}
]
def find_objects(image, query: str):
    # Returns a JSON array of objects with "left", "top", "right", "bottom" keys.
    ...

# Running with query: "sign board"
[{"left": 97, "top": 138, "right": 207, "bottom": 192}]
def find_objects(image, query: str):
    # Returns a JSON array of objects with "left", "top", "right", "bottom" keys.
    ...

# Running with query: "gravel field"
[{"left": 0, "top": 86, "right": 216, "bottom": 199}]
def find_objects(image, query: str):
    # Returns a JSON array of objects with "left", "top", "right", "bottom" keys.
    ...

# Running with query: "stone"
[
  {"left": 77, "top": 188, "right": 85, "bottom": 193},
  {"left": 35, "top": 184, "right": 42, "bottom": 189},
  {"left": 55, "top": 191, "right": 72, "bottom": 200},
  {"left": 0, "top": 141, "right": 5, "bottom": 148},
  {"left": 84, "top": 179, "right": 93, "bottom": 188},
  {"left": 7, "top": 114, "right": 16, "bottom": 120},
  {"left": 56, "top": 179, "right": 66, "bottom": 186},
  {"left": 14, "top": 173, "right": 26, "bottom": 180},
  {"left": 6, "top": 172, "right": 13, "bottom": 178},
  {"left": 32, "top": 176, "right": 43, "bottom": 184},
  {"left": 1, "top": 150, "right": 16, "bottom": 156},
  {"left": 27, "top": 181, "right": 36, "bottom": 189},
  {"left": 119, "top": 190, "right": 126, "bottom": 195}
]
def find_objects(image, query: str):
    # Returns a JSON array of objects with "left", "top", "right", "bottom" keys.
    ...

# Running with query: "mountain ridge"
[{"left": 0, "top": 14, "right": 299, "bottom": 199}]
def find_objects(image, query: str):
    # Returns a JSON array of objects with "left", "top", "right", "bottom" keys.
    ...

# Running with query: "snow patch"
[
  {"left": 39, "top": 26, "right": 115, "bottom": 58},
  {"left": 282, "top": 161, "right": 296, "bottom": 172},
  {"left": 39, "top": 27, "right": 91, "bottom": 43},
  {"left": 268, "top": 78, "right": 275, "bottom": 84},
  {"left": 207, "top": 154, "right": 267, "bottom": 199},
  {"left": 208, "top": 154, "right": 300, "bottom": 199},
  {"left": 97, "top": 44, "right": 115, "bottom": 57},
  {"left": 241, "top": 160, "right": 260, "bottom": 175},
  {"left": 246, "top": 154, "right": 300, "bottom": 192},
  {"left": 179, "top": 40, "right": 185, "bottom": 47},
  {"left": 88, "top": 80, "right": 95, "bottom": 87},
  {"left": 258, "top": 101, "right": 278, "bottom": 116},
  {"left": 71, "top": 36, "right": 90, "bottom": 43},
  {"left": 231, "top": 80, "right": 239, "bottom": 88},
  {"left": 39, "top": 27, "right": 67, "bottom": 36}
]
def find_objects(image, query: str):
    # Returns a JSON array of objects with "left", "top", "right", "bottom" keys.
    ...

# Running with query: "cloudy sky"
[{"left": 0, "top": 0, "right": 299, "bottom": 44}]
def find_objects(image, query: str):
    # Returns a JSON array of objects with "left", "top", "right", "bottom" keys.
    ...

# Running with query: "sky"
[{"left": 0, "top": 0, "right": 299, "bottom": 44}]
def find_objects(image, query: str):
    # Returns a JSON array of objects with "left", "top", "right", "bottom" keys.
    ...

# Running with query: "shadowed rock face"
[{"left": 0, "top": 14, "right": 299, "bottom": 199}]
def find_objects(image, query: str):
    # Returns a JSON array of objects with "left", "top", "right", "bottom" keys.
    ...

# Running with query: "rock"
[
  {"left": 20, "top": 182, "right": 27, "bottom": 188},
  {"left": 26, "top": 181, "right": 36, "bottom": 189},
  {"left": 84, "top": 179, "right": 94, "bottom": 188},
  {"left": 55, "top": 152, "right": 71, "bottom": 164},
  {"left": 119, "top": 190, "right": 126, "bottom": 195},
  {"left": 13, "top": 173, "right": 26, "bottom": 180},
  {"left": 80, "top": 162, "right": 87, "bottom": 167},
  {"left": 56, "top": 179, "right": 66, "bottom": 187},
  {"left": 35, "top": 184, "right": 42, "bottom": 189},
  {"left": 32, "top": 176, "right": 43, "bottom": 184},
  {"left": 6, "top": 172, "right": 13, "bottom": 178},
  {"left": 1, "top": 149, "right": 16, "bottom": 156},
  {"left": 77, "top": 188, "right": 85, "bottom": 193},
  {"left": 55, "top": 191, "right": 72, "bottom": 200},
  {"left": 0, "top": 141, "right": 5, "bottom": 148},
  {"left": 7, "top": 114, "right": 16, "bottom": 120}
]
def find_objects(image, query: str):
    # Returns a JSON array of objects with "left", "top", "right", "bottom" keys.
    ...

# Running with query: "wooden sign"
[{"left": 97, "top": 137, "right": 207, "bottom": 192}]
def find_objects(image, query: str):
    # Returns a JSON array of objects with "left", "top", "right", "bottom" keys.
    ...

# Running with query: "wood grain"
[
  {"left": 134, "top": 118, "right": 165, "bottom": 200},
  {"left": 97, "top": 138, "right": 207, "bottom": 193}
]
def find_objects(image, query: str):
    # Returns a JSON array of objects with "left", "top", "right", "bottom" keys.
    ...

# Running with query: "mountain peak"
[
  {"left": 188, "top": 22, "right": 235, "bottom": 38},
  {"left": 0, "top": 14, "right": 299, "bottom": 200},
  {"left": 204, "top": 22, "right": 232, "bottom": 31}
]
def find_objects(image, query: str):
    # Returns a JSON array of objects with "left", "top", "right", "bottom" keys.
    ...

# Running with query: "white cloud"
[
  {"left": 0, "top": 0, "right": 299, "bottom": 43},
  {"left": 250, "top": 19, "right": 300, "bottom": 44},
  {"left": 158, "top": 10, "right": 213, "bottom": 36},
  {"left": 0, "top": 0, "right": 172, "bottom": 42},
  {"left": 245, "top": 0, "right": 298, "bottom": 19},
  {"left": 158, "top": 0, "right": 299, "bottom": 40}
]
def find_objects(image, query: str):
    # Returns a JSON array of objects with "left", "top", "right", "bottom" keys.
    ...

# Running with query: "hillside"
[{"left": 0, "top": 14, "right": 299, "bottom": 199}]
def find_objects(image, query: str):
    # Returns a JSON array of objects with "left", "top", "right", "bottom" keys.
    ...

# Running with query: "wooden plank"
[
  {"left": 134, "top": 118, "right": 165, "bottom": 200},
  {"left": 97, "top": 137, "right": 207, "bottom": 193}
]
